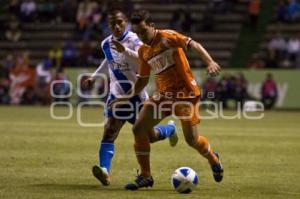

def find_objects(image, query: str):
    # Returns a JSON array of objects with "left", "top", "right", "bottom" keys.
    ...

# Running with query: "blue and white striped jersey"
[{"left": 92, "top": 31, "right": 148, "bottom": 101}]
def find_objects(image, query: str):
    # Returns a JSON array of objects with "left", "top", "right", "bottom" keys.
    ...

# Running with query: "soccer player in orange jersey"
[
  {"left": 111, "top": 10, "right": 223, "bottom": 190},
  {"left": 84, "top": 10, "right": 179, "bottom": 187}
]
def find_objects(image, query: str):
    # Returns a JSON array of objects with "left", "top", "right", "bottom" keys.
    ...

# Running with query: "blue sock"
[
  {"left": 99, "top": 140, "right": 114, "bottom": 173},
  {"left": 154, "top": 124, "right": 175, "bottom": 140}
]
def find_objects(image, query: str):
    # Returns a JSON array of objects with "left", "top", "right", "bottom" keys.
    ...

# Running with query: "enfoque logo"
[{"left": 50, "top": 74, "right": 265, "bottom": 127}]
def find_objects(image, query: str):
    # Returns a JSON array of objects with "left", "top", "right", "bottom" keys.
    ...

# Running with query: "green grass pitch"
[{"left": 0, "top": 106, "right": 300, "bottom": 199}]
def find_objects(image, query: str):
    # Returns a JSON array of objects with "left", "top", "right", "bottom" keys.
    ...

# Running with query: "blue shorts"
[{"left": 105, "top": 94, "right": 143, "bottom": 124}]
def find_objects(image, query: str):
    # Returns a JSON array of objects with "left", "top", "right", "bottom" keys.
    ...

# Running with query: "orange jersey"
[{"left": 138, "top": 29, "right": 200, "bottom": 99}]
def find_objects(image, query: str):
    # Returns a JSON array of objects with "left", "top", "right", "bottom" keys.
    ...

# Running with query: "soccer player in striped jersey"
[
  {"left": 84, "top": 10, "right": 178, "bottom": 186},
  {"left": 110, "top": 10, "right": 224, "bottom": 190}
]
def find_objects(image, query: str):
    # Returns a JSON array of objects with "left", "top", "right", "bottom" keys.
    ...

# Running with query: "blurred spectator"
[
  {"left": 224, "top": 0, "right": 238, "bottom": 13},
  {"left": 202, "top": 77, "right": 218, "bottom": 101},
  {"left": 9, "top": 0, "right": 21, "bottom": 17},
  {"left": 62, "top": 41, "right": 77, "bottom": 67},
  {"left": 261, "top": 73, "right": 277, "bottom": 109},
  {"left": 266, "top": 34, "right": 287, "bottom": 68},
  {"left": 276, "top": 0, "right": 288, "bottom": 22},
  {"left": 35, "top": 58, "right": 52, "bottom": 105},
  {"left": 216, "top": 73, "right": 234, "bottom": 109},
  {"left": 0, "top": 55, "right": 14, "bottom": 104},
  {"left": 37, "top": 0, "right": 57, "bottom": 23},
  {"left": 76, "top": 0, "right": 107, "bottom": 40},
  {"left": 60, "top": 0, "right": 78, "bottom": 22},
  {"left": 9, "top": 53, "right": 36, "bottom": 104},
  {"left": 20, "top": 0, "right": 37, "bottom": 22},
  {"left": 49, "top": 44, "right": 63, "bottom": 68},
  {"left": 201, "top": 5, "right": 215, "bottom": 31},
  {"left": 286, "top": 0, "right": 300, "bottom": 22},
  {"left": 90, "top": 42, "right": 104, "bottom": 66},
  {"left": 247, "top": 0, "right": 260, "bottom": 29},
  {"left": 76, "top": 0, "right": 98, "bottom": 31},
  {"left": 123, "top": 0, "right": 134, "bottom": 17},
  {"left": 5, "top": 15, "right": 22, "bottom": 42},
  {"left": 83, "top": 6, "right": 103, "bottom": 40},
  {"left": 21, "top": 82, "right": 37, "bottom": 104},
  {"left": 0, "top": 76, "right": 10, "bottom": 104},
  {"left": 234, "top": 73, "right": 248, "bottom": 107},
  {"left": 210, "top": 0, "right": 225, "bottom": 13},
  {"left": 36, "top": 58, "right": 52, "bottom": 84},
  {"left": 79, "top": 40, "right": 93, "bottom": 66},
  {"left": 286, "top": 37, "right": 300, "bottom": 63},
  {"left": 170, "top": 9, "right": 183, "bottom": 32},
  {"left": 247, "top": 53, "right": 265, "bottom": 69},
  {"left": 77, "top": 72, "right": 92, "bottom": 104},
  {"left": 52, "top": 68, "right": 71, "bottom": 102},
  {"left": 1, "top": 54, "right": 15, "bottom": 78},
  {"left": 80, "top": 40, "right": 103, "bottom": 66},
  {"left": 209, "top": 0, "right": 237, "bottom": 14},
  {"left": 80, "top": 41, "right": 104, "bottom": 66},
  {"left": 296, "top": 49, "right": 300, "bottom": 68},
  {"left": 181, "top": 11, "right": 195, "bottom": 33},
  {"left": 98, "top": 12, "right": 110, "bottom": 38},
  {"left": 161, "top": 0, "right": 174, "bottom": 3}
]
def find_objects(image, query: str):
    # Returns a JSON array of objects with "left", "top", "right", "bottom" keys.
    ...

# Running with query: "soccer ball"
[{"left": 171, "top": 167, "right": 199, "bottom": 193}]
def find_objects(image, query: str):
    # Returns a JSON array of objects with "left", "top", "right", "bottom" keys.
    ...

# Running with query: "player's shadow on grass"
[{"left": 31, "top": 183, "right": 171, "bottom": 192}]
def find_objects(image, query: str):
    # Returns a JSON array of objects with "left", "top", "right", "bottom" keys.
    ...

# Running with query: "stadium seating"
[
  {"left": 258, "top": 1, "right": 300, "bottom": 68},
  {"left": 0, "top": 0, "right": 249, "bottom": 67},
  {"left": 261, "top": 23, "right": 300, "bottom": 50},
  {"left": 132, "top": 0, "right": 248, "bottom": 67}
]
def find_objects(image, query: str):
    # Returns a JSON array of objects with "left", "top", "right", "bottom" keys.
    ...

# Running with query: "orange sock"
[
  {"left": 134, "top": 137, "right": 151, "bottom": 177},
  {"left": 193, "top": 135, "right": 219, "bottom": 166}
]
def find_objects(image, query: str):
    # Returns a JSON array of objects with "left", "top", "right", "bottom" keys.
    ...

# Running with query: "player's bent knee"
[
  {"left": 132, "top": 123, "right": 147, "bottom": 136},
  {"left": 185, "top": 137, "right": 197, "bottom": 147},
  {"left": 149, "top": 137, "right": 156, "bottom": 143},
  {"left": 132, "top": 124, "right": 140, "bottom": 136}
]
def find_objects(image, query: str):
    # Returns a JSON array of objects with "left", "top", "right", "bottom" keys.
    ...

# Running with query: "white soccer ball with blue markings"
[{"left": 171, "top": 167, "right": 198, "bottom": 193}]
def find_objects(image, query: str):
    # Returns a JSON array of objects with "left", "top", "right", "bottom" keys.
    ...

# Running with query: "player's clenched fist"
[
  {"left": 111, "top": 40, "right": 125, "bottom": 53},
  {"left": 83, "top": 76, "right": 95, "bottom": 89},
  {"left": 207, "top": 61, "right": 221, "bottom": 77}
]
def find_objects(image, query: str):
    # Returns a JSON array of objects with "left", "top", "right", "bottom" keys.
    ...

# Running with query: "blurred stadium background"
[{"left": 1, "top": 0, "right": 300, "bottom": 198}]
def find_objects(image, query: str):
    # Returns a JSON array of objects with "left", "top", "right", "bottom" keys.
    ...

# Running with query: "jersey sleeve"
[
  {"left": 132, "top": 37, "right": 143, "bottom": 51},
  {"left": 137, "top": 48, "right": 151, "bottom": 78},
  {"left": 162, "top": 30, "right": 192, "bottom": 50},
  {"left": 91, "top": 58, "right": 109, "bottom": 78}
]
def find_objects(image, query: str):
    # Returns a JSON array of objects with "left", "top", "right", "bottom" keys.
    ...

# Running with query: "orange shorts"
[{"left": 144, "top": 95, "right": 201, "bottom": 126}]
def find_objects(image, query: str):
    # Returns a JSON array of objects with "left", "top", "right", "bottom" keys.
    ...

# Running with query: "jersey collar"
[
  {"left": 149, "top": 29, "right": 158, "bottom": 47},
  {"left": 112, "top": 31, "right": 129, "bottom": 42}
]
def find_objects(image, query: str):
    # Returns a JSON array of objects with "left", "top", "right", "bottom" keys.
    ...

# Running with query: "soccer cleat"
[
  {"left": 92, "top": 165, "right": 110, "bottom": 186},
  {"left": 211, "top": 152, "right": 224, "bottom": 182},
  {"left": 167, "top": 120, "right": 178, "bottom": 147},
  {"left": 125, "top": 175, "right": 154, "bottom": 190}
]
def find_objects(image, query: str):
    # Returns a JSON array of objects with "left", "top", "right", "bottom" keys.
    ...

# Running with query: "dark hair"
[
  {"left": 130, "top": 10, "right": 152, "bottom": 25},
  {"left": 107, "top": 9, "right": 127, "bottom": 19}
]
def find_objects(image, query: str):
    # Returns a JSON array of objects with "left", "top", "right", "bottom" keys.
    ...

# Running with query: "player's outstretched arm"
[
  {"left": 83, "top": 59, "right": 108, "bottom": 89},
  {"left": 188, "top": 40, "right": 221, "bottom": 76},
  {"left": 91, "top": 59, "right": 109, "bottom": 78},
  {"left": 82, "top": 77, "right": 95, "bottom": 90}
]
